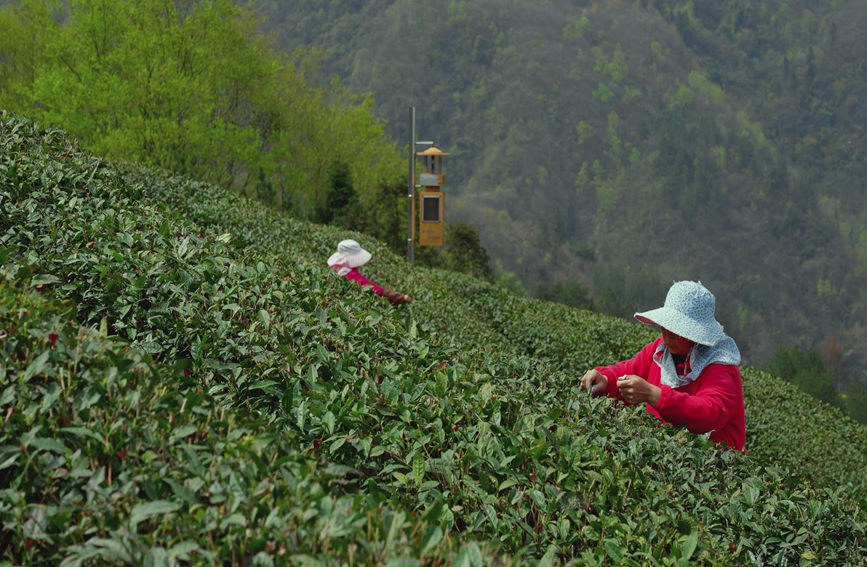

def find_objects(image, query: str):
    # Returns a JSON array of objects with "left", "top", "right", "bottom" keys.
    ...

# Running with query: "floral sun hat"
[
  {"left": 327, "top": 239, "right": 372, "bottom": 273},
  {"left": 634, "top": 281, "right": 725, "bottom": 346}
]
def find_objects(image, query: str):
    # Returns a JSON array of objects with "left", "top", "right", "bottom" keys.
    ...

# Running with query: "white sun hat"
[
  {"left": 634, "top": 281, "right": 725, "bottom": 346},
  {"left": 327, "top": 239, "right": 372, "bottom": 271}
]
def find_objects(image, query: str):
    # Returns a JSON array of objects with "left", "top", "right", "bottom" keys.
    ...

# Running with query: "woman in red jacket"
[
  {"left": 327, "top": 239, "right": 411, "bottom": 306},
  {"left": 580, "top": 280, "right": 745, "bottom": 451}
]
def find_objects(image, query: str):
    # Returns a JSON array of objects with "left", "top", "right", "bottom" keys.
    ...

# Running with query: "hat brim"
[
  {"left": 634, "top": 306, "right": 724, "bottom": 346},
  {"left": 327, "top": 248, "right": 372, "bottom": 269}
]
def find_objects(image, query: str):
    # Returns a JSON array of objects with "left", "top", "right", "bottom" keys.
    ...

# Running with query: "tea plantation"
[{"left": 1, "top": 113, "right": 865, "bottom": 564}]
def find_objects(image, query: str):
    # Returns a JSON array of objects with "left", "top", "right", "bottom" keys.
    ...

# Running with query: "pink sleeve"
[
  {"left": 653, "top": 364, "right": 741, "bottom": 434},
  {"left": 595, "top": 339, "right": 660, "bottom": 400},
  {"left": 345, "top": 269, "right": 384, "bottom": 295}
]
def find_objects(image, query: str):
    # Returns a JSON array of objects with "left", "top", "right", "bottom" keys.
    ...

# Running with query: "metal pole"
[{"left": 407, "top": 106, "right": 416, "bottom": 262}]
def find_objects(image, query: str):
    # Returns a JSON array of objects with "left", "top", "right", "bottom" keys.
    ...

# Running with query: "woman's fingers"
[
  {"left": 581, "top": 370, "right": 607, "bottom": 396},
  {"left": 618, "top": 376, "right": 635, "bottom": 402}
]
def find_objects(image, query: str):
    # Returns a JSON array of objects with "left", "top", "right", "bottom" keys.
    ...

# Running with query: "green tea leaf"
[
  {"left": 412, "top": 453, "right": 426, "bottom": 485},
  {"left": 323, "top": 411, "right": 335, "bottom": 435},
  {"left": 451, "top": 543, "right": 483, "bottom": 567},
  {"left": 117, "top": 232, "right": 134, "bottom": 247},
  {"left": 130, "top": 500, "right": 181, "bottom": 527},
  {"left": 329, "top": 436, "right": 346, "bottom": 454},
  {"left": 31, "top": 274, "right": 61, "bottom": 286},
  {"left": 603, "top": 539, "right": 624, "bottom": 563},
  {"left": 163, "top": 479, "right": 198, "bottom": 506},
  {"left": 85, "top": 538, "right": 133, "bottom": 562},
  {"left": 170, "top": 425, "right": 198, "bottom": 444},
  {"left": 420, "top": 525, "right": 443, "bottom": 555},
  {"left": 22, "top": 351, "right": 50, "bottom": 381},
  {"left": 681, "top": 531, "right": 699, "bottom": 561}
]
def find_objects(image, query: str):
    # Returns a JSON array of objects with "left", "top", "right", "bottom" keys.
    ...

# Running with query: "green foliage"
[
  {"left": 416, "top": 223, "right": 493, "bottom": 282},
  {"left": 361, "top": 175, "right": 407, "bottom": 252},
  {"left": 842, "top": 391, "right": 867, "bottom": 425},
  {"left": 493, "top": 262, "right": 527, "bottom": 297},
  {"left": 0, "top": 0, "right": 404, "bottom": 219},
  {"left": 449, "top": 224, "right": 492, "bottom": 282},
  {"left": 743, "top": 367, "right": 867, "bottom": 501},
  {"left": 688, "top": 70, "right": 726, "bottom": 104},
  {"left": 562, "top": 15, "right": 591, "bottom": 41},
  {"left": 592, "top": 82, "right": 615, "bottom": 104},
  {"left": 764, "top": 345, "right": 841, "bottom": 409},
  {"left": 314, "top": 161, "right": 362, "bottom": 230},
  {"left": 536, "top": 281, "right": 595, "bottom": 311},
  {"left": 0, "top": 1, "right": 52, "bottom": 109},
  {"left": 593, "top": 47, "right": 629, "bottom": 84},
  {"left": 1, "top": 113, "right": 865, "bottom": 564}
]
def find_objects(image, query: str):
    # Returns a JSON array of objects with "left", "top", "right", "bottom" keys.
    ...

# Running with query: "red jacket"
[
  {"left": 595, "top": 337, "right": 745, "bottom": 451},
  {"left": 344, "top": 267, "right": 384, "bottom": 295}
]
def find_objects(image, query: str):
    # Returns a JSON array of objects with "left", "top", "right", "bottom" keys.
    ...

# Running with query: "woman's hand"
[
  {"left": 616, "top": 375, "right": 661, "bottom": 406},
  {"left": 580, "top": 369, "right": 608, "bottom": 396},
  {"left": 384, "top": 289, "right": 411, "bottom": 305}
]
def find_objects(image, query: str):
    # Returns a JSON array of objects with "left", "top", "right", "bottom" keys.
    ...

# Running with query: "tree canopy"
[{"left": 0, "top": 0, "right": 404, "bottom": 219}]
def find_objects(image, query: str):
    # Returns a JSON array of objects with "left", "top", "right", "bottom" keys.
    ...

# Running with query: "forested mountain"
[{"left": 252, "top": 0, "right": 867, "bottom": 390}]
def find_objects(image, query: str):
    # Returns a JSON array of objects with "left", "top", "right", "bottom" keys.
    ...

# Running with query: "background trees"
[
  {"left": 764, "top": 345, "right": 841, "bottom": 409},
  {"left": 0, "top": 0, "right": 405, "bottom": 222}
]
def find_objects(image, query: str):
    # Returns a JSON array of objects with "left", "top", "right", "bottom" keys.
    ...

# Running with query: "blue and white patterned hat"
[{"left": 634, "top": 281, "right": 725, "bottom": 346}]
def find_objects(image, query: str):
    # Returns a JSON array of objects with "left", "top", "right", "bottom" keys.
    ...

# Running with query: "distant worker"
[
  {"left": 327, "top": 239, "right": 411, "bottom": 306},
  {"left": 580, "top": 280, "right": 745, "bottom": 451}
]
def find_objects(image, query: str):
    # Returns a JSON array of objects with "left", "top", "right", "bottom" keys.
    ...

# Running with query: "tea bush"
[
  {"left": 0, "top": 281, "right": 481, "bottom": 564},
  {"left": 1, "top": 112, "right": 864, "bottom": 564}
]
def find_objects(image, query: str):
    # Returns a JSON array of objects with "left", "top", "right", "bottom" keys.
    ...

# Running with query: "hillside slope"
[{"left": 1, "top": 113, "right": 864, "bottom": 564}]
